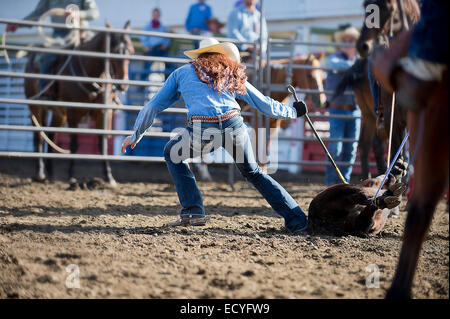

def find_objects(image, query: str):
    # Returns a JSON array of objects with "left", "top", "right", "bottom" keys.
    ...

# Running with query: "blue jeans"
[
  {"left": 325, "top": 107, "right": 361, "bottom": 186},
  {"left": 163, "top": 115, "right": 307, "bottom": 232}
]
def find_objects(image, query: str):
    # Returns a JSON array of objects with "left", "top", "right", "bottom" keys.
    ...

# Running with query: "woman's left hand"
[{"left": 121, "top": 136, "right": 136, "bottom": 153}]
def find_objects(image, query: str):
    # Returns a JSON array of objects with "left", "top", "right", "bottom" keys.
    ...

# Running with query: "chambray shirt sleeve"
[
  {"left": 131, "top": 71, "right": 181, "bottom": 144},
  {"left": 236, "top": 82, "right": 297, "bottom": 119}
]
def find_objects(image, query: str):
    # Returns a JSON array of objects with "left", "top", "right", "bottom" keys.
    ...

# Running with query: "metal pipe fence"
[{"left": 0, "top": 17, "right": 370, "bottom": 175}]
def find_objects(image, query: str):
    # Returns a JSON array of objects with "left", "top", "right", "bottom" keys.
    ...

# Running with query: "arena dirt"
[{"left": 0, "top": 169, "right": 448, "bottom": 299}]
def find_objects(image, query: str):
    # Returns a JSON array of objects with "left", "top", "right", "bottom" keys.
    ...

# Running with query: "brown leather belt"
[{"left": 188, "top": 109, "right": 240, "bottom": 124}]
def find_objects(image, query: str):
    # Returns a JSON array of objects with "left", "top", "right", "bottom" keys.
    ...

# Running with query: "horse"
[
  {"left": 354, "top": 0, "right": 449, "bottom": 298},
  {"left": 333, "top": 58, "right": 387, "bottom": 180},
  {"left": 24, "top": 21, "right": 134, "bottom": 187},
  {"left": 240, "top": 53, "right": 327, "bottom": 170},
  {"left": 355, "top": 0, "right": 420, "bottom": 187}
]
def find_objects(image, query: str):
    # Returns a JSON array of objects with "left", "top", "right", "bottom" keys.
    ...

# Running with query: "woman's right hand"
[
  {"left": 293, "top": 101, "right": 308, "bottom": 117},
  {"left": 121, "top": 136, "right": 136, "bottom": 153}
]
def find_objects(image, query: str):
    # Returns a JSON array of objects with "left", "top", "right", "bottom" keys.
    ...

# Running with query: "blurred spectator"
[
  {"left": 233, "top": 0, "right": 260, "bottom": 11},
  {"left": 5, "top": 0, "right": 99, "bottom": 97},
  {"left": 139, "top": 8, "right": 171, "bottom": 81},
  {"left": 204, "top": 17, "right": 225, "bottom": 38},
  {"left": 6, "top": 0, "right": 99, "bottom": 39},
  {"left": 323, "top": 25, "right": 361, "bottom": 186},
  {"left": 185, "top": 0, "right": 212, "bottom": 36},
  {"left": 227, "top": 0, "right": 267, "bottom": 62}
]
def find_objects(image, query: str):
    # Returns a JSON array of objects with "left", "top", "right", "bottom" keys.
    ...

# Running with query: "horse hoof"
[
  {"left": 32, "top": 176, "right": 47, "bottom": 183},
  {"left": 389, "top": 182, "right": 406, "bottom": 196},
  {"left": 108, "top": 179, "right": 118, "bottom": 188},
  {"left": 68, "top": 177, "right": 78, "bottom": 190},
  {"left": 384, "top": 196, "right": 401, "bottom": 209}
]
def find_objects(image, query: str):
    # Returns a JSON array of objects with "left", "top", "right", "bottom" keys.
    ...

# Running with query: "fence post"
[
  {"left": 103, "top": 32, "right": 110, "bottom": 157},
  {"left": 264, "top": 38, "right": 271, "bottom": 169}
]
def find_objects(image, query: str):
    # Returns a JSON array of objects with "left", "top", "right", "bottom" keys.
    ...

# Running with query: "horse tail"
[
  {"left": 332, "top": 58, "right": 367, "bottom": 101},
  {"left": 31, "top": 114, "right": 70, "bottom": 154}
]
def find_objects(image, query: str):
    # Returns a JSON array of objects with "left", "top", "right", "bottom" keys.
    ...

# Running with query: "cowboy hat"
[
  {"left": 184, "top": 38, "right": 241, "bottom": 63},
  {"left": 334, "top": 26, "right": 360, "bottom": 43},
  {"left": 206, "top": 17, "right": 225, "bottom": 29}
]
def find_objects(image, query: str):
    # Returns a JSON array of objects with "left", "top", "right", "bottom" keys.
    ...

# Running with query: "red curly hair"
[{"left": 191, "top": 52, "right": 247, "bottom": 95}]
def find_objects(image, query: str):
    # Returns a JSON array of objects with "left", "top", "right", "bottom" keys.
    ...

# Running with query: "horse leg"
[
  {"left": 34, "top": 131, "right": 46, "bottom": 182},
  {"left": 195, "top": 162, "right": 213, "bottom": 182},
  {"left": 68, "top": 134, "right": 78, "bottom": 183},
  {"left": 387, "top": 86, "right": 449, "bottom": 298},
  {"left": 45, "top": 132, "right": 56, "bottom": 181},
  {"left": 372, "top": 134, "right": 387, "bottom": 176},
  {"left": 45, "top": 110, "right": 66, "bottom": 182},
  {"left": 98, "top": 135, "right": 117, "bottom": 187},
  {"left": 358, "top": 123, "right": 372, "bottom": 180}
]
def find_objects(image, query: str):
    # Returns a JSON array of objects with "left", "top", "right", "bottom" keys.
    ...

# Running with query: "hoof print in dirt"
[{"left": 36, "top": 274, "right": 55, "bottom": 284}]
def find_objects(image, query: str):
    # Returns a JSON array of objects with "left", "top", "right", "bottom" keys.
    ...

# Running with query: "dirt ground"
[{"left": 0, "top": 160, "right": 448, "bottom": 299}]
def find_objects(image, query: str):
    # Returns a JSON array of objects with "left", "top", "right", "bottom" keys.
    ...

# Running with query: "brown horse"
[
  {"left": 355, "top": 0, "right": 449, "bottom": 298},
  {"left": 240, "top": 53, "right": 327, "bottom": 169},
  {"left": 387, "top": 69, "right": 448, "bottom": 298},
  {"left": 24, "top": 21, "right": 134, "bottom": 186},
  {"left": 333, "top": 58, "right": 387, "bottom": 180},
  {"left": 356, "top": 0, "right": 420, "bottom": 186}
]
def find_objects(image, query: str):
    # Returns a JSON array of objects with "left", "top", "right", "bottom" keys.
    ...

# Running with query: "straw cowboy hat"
[
  {"left": 184, "top": 38, "right": 241, "bottom": 63},
  {"left": 334, "top": 26, "right": 360, "bottom": 42}
]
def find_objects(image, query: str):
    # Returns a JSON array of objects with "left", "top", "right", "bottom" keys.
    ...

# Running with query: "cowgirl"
[{"left": 121, "top": 38, "right": 308, "bottom": 233}]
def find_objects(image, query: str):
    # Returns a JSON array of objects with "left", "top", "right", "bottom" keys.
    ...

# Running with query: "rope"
[
  {"left": 387, "top": 92, "right": 396, "bottom": 167},
  {"left": 372, "top": 131, "right": 409, "bottom": 202},
  {"left": 37, "top": 8, "right": 80, "bottom": 47},
  {"left": 31, "top": 114, "right": 70, "bottom": 154}
]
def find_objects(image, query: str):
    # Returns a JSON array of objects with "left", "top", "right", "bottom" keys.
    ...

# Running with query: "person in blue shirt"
[
  {"left": 227, "top": 0, "right": 267, "bottom": 62},
  {"left": 323, "top": 26, "right": 361, "bottom": 186},
  {"left": 234, "top": 0, "right": 260, "bottom": 11},
  {"left": 185, "top": 0, "right": 212, "bottom": 36},
  {"left": 139, "top": 8, "right": 172, "bottom": 81},
  {"left": 121, "top": 38, "right": 308, "bottom": 233}
]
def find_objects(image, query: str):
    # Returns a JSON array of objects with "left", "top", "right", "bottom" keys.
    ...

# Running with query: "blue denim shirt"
[
  {"left": 139, "top": 22, "right": 171, "bottom": 49},
  {"left": 131, "top": 64, "right": 297, "bottom": 144},
  {"left": 227, "top": 5, "right": 267, "bottom": 53},
  {"left": 185, "top": 2, "right": 212, "bottom": 32}
]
